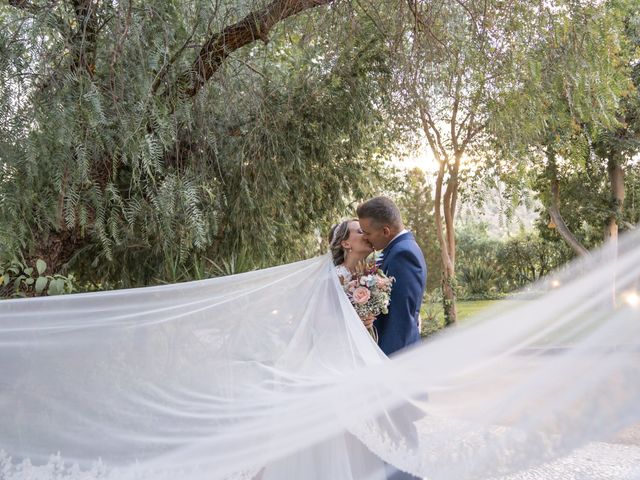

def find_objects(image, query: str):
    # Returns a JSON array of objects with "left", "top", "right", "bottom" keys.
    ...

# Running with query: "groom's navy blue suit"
[
  {"left": 378, "top": 232, "right": 427, "bottom": 356},
  {"left": 377, "top": 232, "right": 427, "bottom": 480}
]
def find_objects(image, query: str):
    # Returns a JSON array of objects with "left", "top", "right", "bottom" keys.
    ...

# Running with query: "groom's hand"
[{"left": 362, "top": 315, "right": 375, "bottom": 329}]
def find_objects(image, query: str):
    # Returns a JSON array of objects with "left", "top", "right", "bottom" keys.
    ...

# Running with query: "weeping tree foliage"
[
  {"left": 590, "top": 2, "right": 640, "bottom": 244},
  {"left": 0, "top": 0, "right": 397, "bottom": 291},
  {"left": 488, "top": 0, "right": 638, "bottom": 256}
]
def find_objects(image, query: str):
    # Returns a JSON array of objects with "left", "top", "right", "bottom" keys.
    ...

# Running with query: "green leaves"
[
  {"left": 0, "top": 259, "right": 73, "bottom": 298},
  {"left": 490, "top": 0, "right": 632, "bottom": 157},
  {"left": 34, "top": 276, "right": 48, "bottom": 294},
  {"left": 47, "top": 278, "right": 66, "bottom": 295},
  {"left": 36, "top": 259, "right": 46, "bottom": 275},
  {"left": 0, "top": 0, "right": 397, "bottom": 290}
]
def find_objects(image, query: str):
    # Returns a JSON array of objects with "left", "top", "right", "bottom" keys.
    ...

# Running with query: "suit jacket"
[{"left": 377, "top": 232, "right": 427, "bottom": 356}]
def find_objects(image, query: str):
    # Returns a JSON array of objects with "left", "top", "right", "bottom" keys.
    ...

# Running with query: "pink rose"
[{"left": 352, "top": 286, "right": 371, "bottom": 304}]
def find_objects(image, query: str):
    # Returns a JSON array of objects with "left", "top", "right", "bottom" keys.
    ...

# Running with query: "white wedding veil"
[{"left": 0, "top": 228, "right": 639, "bottom": 480}]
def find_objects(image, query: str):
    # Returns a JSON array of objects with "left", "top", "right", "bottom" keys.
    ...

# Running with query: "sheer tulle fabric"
[{"left": 1, "top": 231, "right": 639, "bottom": 479}]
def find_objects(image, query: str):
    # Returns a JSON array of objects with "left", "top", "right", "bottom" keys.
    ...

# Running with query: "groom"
[
  {"left": 357, "top": 196, "right": 427, "bottom": 480},
  {"left": 357, "top": 196, "right": 427, "bottom": 356}
]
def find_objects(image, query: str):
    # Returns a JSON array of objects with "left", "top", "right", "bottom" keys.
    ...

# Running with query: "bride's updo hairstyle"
[{"left": 328, "top": 219, "right": 354, "bottom": 266}]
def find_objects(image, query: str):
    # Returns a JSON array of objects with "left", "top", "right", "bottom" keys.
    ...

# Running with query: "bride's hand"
[{"left": 362, "top": 315, "right": 375, "bottom": 329}]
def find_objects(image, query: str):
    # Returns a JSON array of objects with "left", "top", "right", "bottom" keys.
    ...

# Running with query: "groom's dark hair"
[{"left": 357, "top": 196, "right": 403, "bottom": 228}]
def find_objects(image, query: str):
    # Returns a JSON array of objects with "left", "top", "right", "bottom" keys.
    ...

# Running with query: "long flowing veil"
[{"left": 1, "top": 229, "right": 639, "bottom": 480}]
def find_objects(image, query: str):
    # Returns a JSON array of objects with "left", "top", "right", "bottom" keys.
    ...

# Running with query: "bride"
[
  {"left": 0, "top": 220, "right": 639, "bottom": 480},
  {"left": 328, "top": 218, "right": 374, "bottom": 284}
]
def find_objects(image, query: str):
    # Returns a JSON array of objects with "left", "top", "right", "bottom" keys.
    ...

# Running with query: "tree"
[
  {"left": 488, "top": 0, "right": 636, "bottom": 257},
  {"left": 592, "top": 2, "right": 640, "bottom": 245},
  {"left": 0, "top": 1, "right": 398, "bottom": 291},
  {"left": 395, "top": 168, "right": 441, "bottom": 292},
  {"left": 391, "top": 0, "right": 533, "bottom": 324}
]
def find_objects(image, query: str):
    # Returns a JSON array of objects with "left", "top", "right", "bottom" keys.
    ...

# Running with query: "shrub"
[
  {"left": 458, "top": 260, "right": 501, "bottom": 298},
  {"left": 0, "top": 259, "right": 75, "bottom": 298},
  {"left": 420, "top": 289, "right": 445, "bottom": 337}
]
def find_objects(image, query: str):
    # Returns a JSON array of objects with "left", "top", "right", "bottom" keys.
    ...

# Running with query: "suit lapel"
[{"left": 381, "top": 232, "right": 413, "bottom": 271}]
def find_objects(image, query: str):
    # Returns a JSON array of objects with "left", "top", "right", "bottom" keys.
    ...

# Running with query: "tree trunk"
[
  {"left": 605, "top": 154, "right": 625, "bottom": 242},
  {"left": 442, "top": 266, "right": 457, "bottom": 325},
  {"left": 604, "top": 154, "right": 625, "bottom": 307},
  {"left": 29, "top": 229, "right": 84, "bottom": 277},
  {"left": 433, "top": 159, "right": 458, "bottom": 326},
  {"left": 421, "top": 89, "right": 462, "bottom": 326},
  {"left": 71, "top": 0, "right": 100, "bottom": 77}
]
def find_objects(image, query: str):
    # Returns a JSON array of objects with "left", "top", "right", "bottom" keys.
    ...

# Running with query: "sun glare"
[
  {"left": 392, "top": 145, "right": 482, "bottom": 176},
  {"left": 392, "top": 148, "right": 439, "bottom": 173},
  {"left": 622, "top": 291, "right": 639, "bottom": 308}
]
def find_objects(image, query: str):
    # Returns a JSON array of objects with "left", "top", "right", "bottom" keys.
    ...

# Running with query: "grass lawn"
[
  {"left": 456, "top": 300, "right": 503, "bottom": 321},
  {"left": 420, "top": 299, "right": 504, "bottom": 336}
]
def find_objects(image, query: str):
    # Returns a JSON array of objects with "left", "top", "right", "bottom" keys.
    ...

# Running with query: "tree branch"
[
  {"left": 151, "top": 15, "right": 201, "bottom": 95},
  {"left": 460, "top": 88, "right": 483, "bottom": 147},
  {"left": 453, "top": 0, "right": 480, "bottom": 36},
  {"left": 548, "top": 183, "right": 588, "bottom": 257},
  {"left": 450, "top": 70, "right": 462, "bottom": 153},
  {"left": 185, "top": 0, "right": 333, "bottom": 97},
  {"left": 442, "top": 174, "right": 456, "bottom": 265},
  {"left": 405, "top": 0, "right": 449, "bottom": 51},
  {"left": 418, "top": 103, "right": 449, "bottom": 165},
  {"left": 433, "top": 160, "right": 453, "bottom": 270},
  {"left": 8, "top": 0, "right": 62, "bottom": 19},
  {"left": 547, "top": 151, "right": 589, "bottom": 256},
  {"left": 8, "top": 0, "right": 46, "bottom": 14}
]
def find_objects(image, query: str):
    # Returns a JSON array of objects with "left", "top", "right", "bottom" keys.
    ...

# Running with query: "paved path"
[
  {"left": 414, "top": 410, "right": 640, "bottom": 480},
  {"left": 495, "top": 441, "right": 640, "bottom": 479}
]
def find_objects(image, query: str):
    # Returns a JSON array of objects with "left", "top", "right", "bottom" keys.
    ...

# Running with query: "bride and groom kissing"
[{"left": 329, "top": 196, "right": 428, "bottom": 357}]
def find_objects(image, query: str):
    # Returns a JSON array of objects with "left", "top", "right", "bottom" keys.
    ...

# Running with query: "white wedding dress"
[
  {"left": 335, "top": 264, "right": 352, "bottom": 283},
  {"left": 1, "top": 231, "right": 639, "bottom": 480}
]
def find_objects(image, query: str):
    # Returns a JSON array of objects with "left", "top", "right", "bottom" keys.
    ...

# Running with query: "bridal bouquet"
[{"left": 343, "top": 260, "right": 394, "bottom": 342}]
